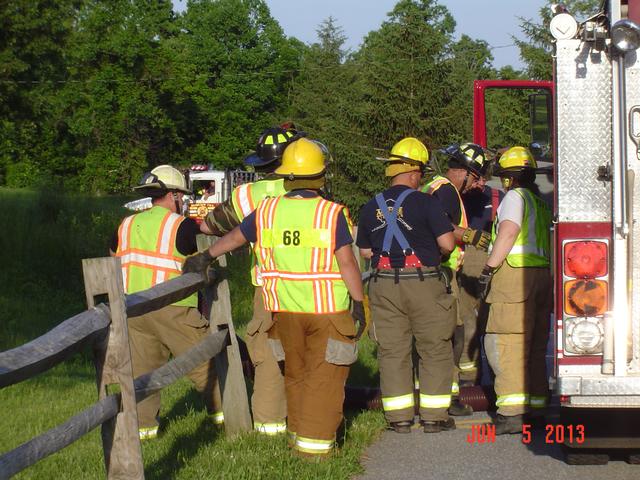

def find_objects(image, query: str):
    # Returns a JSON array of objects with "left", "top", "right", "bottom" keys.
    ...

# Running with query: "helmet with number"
[
  {"left": 496, "top": 146, "right": 537, "bottom": 174},
  {"left": 440, "top": 142, "right": 488, "bottom": 177},
  {"left": 275, "top": 137, "right": 325, "bottom": 178},
  {"left": 133, "top": 165, "right": 190, "bottom": 194},
  {"left": 244, "top": 127, "right": 296, "bottom": 168},
  {"left": 379, "top": 137, "right": 429, "bottom": 177}
]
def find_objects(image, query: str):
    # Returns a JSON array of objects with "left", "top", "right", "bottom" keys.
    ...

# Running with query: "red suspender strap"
[{"left": 491, "top": 188, "right": 500, "bottom": 221}]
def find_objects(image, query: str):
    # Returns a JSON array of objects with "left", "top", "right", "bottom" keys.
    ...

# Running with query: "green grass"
[{"left": 0, "top": 188, "right": 384, "bottom": 479}]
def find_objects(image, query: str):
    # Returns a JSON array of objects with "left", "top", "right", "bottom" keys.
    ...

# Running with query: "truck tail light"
[
  {"left": 564, "top": 241, "right": 608, "bottom": 277},
  {"left": 564, "top": 279, "right": 608, "bottom": 316},
  {"left": 561, "top": 239, "right": 609, "bottom": 356}
]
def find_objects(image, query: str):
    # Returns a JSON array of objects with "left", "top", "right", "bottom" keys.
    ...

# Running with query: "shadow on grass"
[
  {"left": 146, "top": 389, "right": 223, "bottom": 479},
  {"left": 146, "top": 416, "right": 223, "bottom": 479}
]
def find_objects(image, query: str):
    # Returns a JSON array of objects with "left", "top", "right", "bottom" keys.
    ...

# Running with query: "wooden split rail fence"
[{"left": 0, "top": 237, "right": 251, "bottom": 479}]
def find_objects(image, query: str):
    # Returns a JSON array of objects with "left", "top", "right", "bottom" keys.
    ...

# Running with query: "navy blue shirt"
[
  {"left": 240, "top": 190, "right": 353, "bottom": 250},
  {"left": 356, "top": 185, "right": 453, "bottom": 268},
  {"left": 462, "top": 186, "right": 504, "bottom": 233},
  {"left": 430, "top": 181, "right": 462, "bottom": 226}
]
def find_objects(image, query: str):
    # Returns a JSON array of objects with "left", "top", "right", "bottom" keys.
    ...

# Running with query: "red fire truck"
[{"left": 473, "top": 0, "right": 640, "bottom": 463}]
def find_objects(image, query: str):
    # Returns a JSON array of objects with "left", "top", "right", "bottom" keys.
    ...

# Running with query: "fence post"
[
  {"left": 82, "top": 257, "right": 144, "bottom": 480},
  {"left": 197, "top": 235, "right": 252, "bottom": 436}
]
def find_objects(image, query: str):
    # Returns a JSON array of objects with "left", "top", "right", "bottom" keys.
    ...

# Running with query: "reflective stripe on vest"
[
  {"left": 116, "top": 206, "right": 196, "bottom": 307},
  {"left": 423, "top": 175, "right": 468, "bottom": 270},
  {"left": 254, "top": 196, "right": 349, "bottom": 313},
  {"left": 419, "top": 394, "right": 452, "bottom": 409},
  {"left": 382, "top": 393, "right": 415, "bottom": 411},
  {"left": 231, "top": 178, "right": 287, "bottom": 286},
  {"left": 491, "top": 188, "right": 550, "bottom": 268}
]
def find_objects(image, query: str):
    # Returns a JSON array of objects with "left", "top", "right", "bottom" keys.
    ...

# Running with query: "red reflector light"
[{"left": 564, "top": 241, "right": 608, "bottom": 278}]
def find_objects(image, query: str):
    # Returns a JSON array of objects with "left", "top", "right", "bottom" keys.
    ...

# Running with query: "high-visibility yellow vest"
[
  {"left": 422, "top": 175, "right": 468, "bottom": 271},
  {"left": 116, "top": 206, "right": 196, "bottom": 307},
  {"left": 491, "top": 187, "right": 550, "bottom": 268},
  {"left": 231, "top": 178, "right": 287, "bottom": 286},
  {"left": 231, "top": 178, "right": 286, "bottom": 221},
  {"left": 254, "top": 195, "right": 350, "bottom": 313}
]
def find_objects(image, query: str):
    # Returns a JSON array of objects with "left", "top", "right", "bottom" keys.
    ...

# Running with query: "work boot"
[
  {"left": 421, "top": 417, "right": 456, "bottom": 433},
  {"left": 494, "top": 414, "right": 524, "bottom": 435},
  {"left": 449, "top": 398, "right": 473, "bottom": 416},
  {"left": 389, "top": 420, "right": 414, "bottom": 434}
]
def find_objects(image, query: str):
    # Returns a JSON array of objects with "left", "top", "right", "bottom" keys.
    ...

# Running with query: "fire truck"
[
  {"left": 125, "top": 166, "right": 258, "bottom": 221},
  {"left": 473, "top": 0, "right": 640, "bottom": 464}
]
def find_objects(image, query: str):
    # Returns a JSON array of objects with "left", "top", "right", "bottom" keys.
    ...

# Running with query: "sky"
[{"left": 173, "top": 0, "right": 549, "bottom": 69}]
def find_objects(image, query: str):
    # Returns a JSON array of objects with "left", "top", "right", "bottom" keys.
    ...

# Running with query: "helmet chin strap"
[
  {"left": 460, "top": 171, "right": 471, "bottom": 193},
  {"left": 172, "top": 191, "right": 181, "bottom": 214}
]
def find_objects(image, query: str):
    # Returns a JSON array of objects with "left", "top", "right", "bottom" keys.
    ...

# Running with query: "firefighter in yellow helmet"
[
  {"left": 110, "top": 165, "right": 222, "bottom": 439},
  {"left": 200, "top": 126, "right": 295, "bottom": 435},
  {"left": 185, "top": 137, "right": 364, "bottom": 458},
  {"left": 421, "top": 143, "right": 490, "bottom": 416},
  {"left": 480, "top": 146, "right": 552, "bottom": 434},
  {"left": 357, "top": 137, "right": 458, "bottom": 433}
]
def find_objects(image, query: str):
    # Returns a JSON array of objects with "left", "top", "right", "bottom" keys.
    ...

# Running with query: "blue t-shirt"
[
  {"left": 356, "top": 185, "right": 453, "bottom": 268},
  {"left": 239, "top": 190, "right": 353, "bottom": 250},
  {"left": 462, "top": 186, "right": 504, "bottom": 233}
]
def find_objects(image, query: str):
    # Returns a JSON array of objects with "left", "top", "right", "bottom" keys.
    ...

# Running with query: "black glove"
[
  {"left": 183, "top": 250, "right": 216, "bottom": 284},
  {"left": 461, "top": 228, "right": 491, "bottom": 251},
  {"left": 478, "top": 265, "right": 496, "bottom": 301},
  {"left": 351, "top": 300, "right": 366, "bottom": 340}
]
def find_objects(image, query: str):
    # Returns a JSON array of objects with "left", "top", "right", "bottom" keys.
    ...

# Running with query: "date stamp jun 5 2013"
[{"left": 466, "top": 423, "right": 585, "bottom": 444}]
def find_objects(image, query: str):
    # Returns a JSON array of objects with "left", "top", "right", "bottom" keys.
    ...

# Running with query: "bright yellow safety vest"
[
  {"left": 231, "top": 178, "right": 287, "bottom": 286},
  {"left": 422, "top": 175, "right": 468, "bottom": 271},
  {"left": 116, "top": 206, "right": 196, "bottom": 307},
  {"left": 254, "top": 195, "right": 350, "bottom": 313},
  {"left": 491, "top": 187, "right": 550, "bottom": 268}
]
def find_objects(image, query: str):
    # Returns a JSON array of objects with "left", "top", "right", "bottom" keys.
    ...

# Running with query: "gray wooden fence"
[{"left": 0, "top": 241, "right": 251, "bottom": 479}]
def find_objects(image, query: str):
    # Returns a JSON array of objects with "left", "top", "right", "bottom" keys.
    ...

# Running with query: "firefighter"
[
  {"left": 421, "top": 143, "right": 490, "bottom": 415},
  {"left": 110, "top": 165, "right": 222, "bottom": 439},
  {"left": 185, "top": 137, "right": 365, "bottom": 458},
  {"left": 200, "top": 126, "right": 295, "bottom": 435},
  {"left": 458, "top": 183, "right": 504, "bottom": 385},
  {"left": 357, "top": 137, "right": 457, "bottom": 433},
  {"left": 480, "top": 146, "right": 552, "bottom": 434}
]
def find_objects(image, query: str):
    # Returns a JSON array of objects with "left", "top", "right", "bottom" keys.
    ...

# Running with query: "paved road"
[{"left": 357, "top": 412, "right": 639, "bottom": 480}]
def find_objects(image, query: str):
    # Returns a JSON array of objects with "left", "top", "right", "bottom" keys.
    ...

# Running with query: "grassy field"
[{"left": 0, "top": 188, "right": 384, "bottom": 479}]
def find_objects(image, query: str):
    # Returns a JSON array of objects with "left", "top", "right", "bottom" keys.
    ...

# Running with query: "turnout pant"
[
  {"left": 484, "top": 263, "right": 552, "bottom": 416},
  {"left": 245, "top": 288, "right": 287, "bottom": 434},
  {"left": 272, "top": 311, "right": 355, "bottom": 457},
  {"left": 369, "top": 276, "right": 456, "bottom": 423},
  {"left": 456, "top": 246, "right": 489, "bottom": 383},
  {"left": 128, "top": 305, "right": 222, "bottom": 428}
]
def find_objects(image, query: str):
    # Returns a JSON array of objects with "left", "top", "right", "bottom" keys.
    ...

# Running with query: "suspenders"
[{"left": 374, "top": 189, "right": 425, "bottom": 283}]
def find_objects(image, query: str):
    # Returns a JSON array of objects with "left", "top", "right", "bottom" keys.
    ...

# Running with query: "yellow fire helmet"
[
  {"left": 275, "top": 137, "right": 326, "bottom": 178},
  {"left": 378, "top": 137, "right": 429, "bottom": 177},
  {"left": 134, "top": 165, "right": 190, "bottom": 194},
  {"left": 497, "top": 146, "right": 537, "bottom": 174}
]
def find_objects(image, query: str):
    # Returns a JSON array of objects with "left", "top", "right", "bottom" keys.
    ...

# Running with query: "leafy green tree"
[
  {"left": 440, "top": 35, "right": 495, "bottom": 145},
  {"left": 169, "top": 0, "right": 300, "bottom": 170},
  {"left": 0, "top": 0, "right": 84, "bottom": 187},
  {"left": 55, "top": 0, "right": 179, "bottom": 192}
]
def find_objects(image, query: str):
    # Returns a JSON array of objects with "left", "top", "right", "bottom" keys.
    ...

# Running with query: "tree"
[
  {"left": 0, "top": 0, "right": 85, "bottom": 187},
  {"left": 168, "top": 0, "right": 300, "bottom": 171}
]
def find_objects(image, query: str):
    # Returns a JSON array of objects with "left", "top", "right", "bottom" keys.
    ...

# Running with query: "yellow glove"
[{"left": 461, "top": 228, "right": 491, "bottom": 251}]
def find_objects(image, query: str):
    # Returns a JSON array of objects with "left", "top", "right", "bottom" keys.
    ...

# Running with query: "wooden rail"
[{"left": 0, "top": 247, "right": 251, "bottom": 479}]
